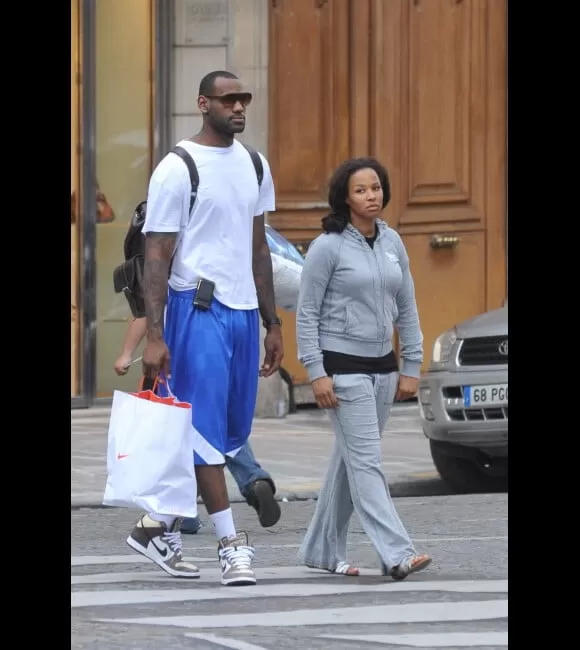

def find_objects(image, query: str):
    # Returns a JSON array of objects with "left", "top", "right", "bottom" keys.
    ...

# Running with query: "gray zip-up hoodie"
[{"left": 296, "top": 220, "right": 423, "bottom": 382}]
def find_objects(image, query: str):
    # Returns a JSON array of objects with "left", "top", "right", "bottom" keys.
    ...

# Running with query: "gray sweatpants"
[{"left": 298, "top": 372, "right": 416, "bottom": 572}]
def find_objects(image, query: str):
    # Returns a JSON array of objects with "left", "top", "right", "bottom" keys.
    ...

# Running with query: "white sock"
[
  {"left": 209, "top": 508, "right": 236, "bottom": 540},
  {"left": 149, "top": 513, "right": 176, "bottom": 529}
]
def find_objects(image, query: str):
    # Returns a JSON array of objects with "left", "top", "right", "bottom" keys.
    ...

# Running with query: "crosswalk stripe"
[
  {"left": 184, "top": 634, "right": 268, "bottom": 650},
  {"left": 71, "top": 561, "right": 508, "bottom": 589},
  {"left": 70, "top": 537, "right": 507, "bottom": 565},
  {"left": 72, "top": 566, "right": 357, "bottom": 586},
  {"left": 72, "top": 557, "right": 507, "bottom": 647},
  {"left": 321, "top": 632, "right": 508, "bottom": 647},
  {"left": 71, "top": 577, "right": 508, "bottom": 608},
  {"left": 98, "top": 599, "right": 508, "bottom": 628},
  {"left": 70, "top": 554, "right": 215, "bottom": 566}
]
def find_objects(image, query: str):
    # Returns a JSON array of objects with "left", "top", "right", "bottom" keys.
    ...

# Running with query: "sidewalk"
[{"left": 71, "top": 404, "right": 445, "bottom": 508}]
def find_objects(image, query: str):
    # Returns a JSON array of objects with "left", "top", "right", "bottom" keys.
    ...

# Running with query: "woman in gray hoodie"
[{"left": 296, "top": 157, "right": 431, "bottom": 580}]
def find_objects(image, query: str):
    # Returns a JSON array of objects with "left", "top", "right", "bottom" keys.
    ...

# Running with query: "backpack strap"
[
  {"left": 167, "top": 146, "right": 200, "bottom": 268},
  {"left": 171, "top": 145, "right": 200, "bottom": 214},
  {"left": 241, "top": 143, "right": 264, "bottom": 187},
  {"left": 171, "top": 143, "right": 263, "bottom": 210}
]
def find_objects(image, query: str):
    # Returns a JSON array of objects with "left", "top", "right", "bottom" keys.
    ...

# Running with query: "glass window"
[
  {"left": 95, "top": 0, "right": 153, "bottom": 395},
  {"left": 71, "top": 0, "right": 81, "bottom": 397}
]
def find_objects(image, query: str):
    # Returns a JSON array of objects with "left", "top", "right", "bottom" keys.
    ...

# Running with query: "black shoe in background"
[{"left": 245, "top": 480, "right": 281, "bottom": 528}]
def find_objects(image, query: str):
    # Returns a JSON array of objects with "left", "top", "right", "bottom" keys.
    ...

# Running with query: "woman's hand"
[
  {"left": 312, "top": 376, "right": 339, "bottom": 409},
  {"left": 395, "top": 375, "right": 419, "bottom": 401}
]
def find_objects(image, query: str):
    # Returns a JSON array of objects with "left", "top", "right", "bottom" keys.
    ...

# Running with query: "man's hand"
[
  {"left": 260, "top": 325, "right": 284, "bottom": 377},
  {"left": 312, "top": 376, "right": 339, "bottom": 410},
  {"left": 395, "top": 375, "right": 419, "bottom": 402},
  {"left": 142, "top": 336, "right": 171, "bottom": 379},
  {"left": 114, "top": 354, "right": 132, "bottom": 376}
]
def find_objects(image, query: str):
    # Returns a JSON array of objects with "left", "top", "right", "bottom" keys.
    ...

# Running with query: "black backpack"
[{"left": 113, "top": 142, "right": 264, "bottom": 318}]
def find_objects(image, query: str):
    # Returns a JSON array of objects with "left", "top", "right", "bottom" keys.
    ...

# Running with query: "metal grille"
[
  {"left": 446, "top": 407, "right": 508, "bottom": 422},
  {"left": 458, "top": 336, "right": 508, "bottom": 366}
]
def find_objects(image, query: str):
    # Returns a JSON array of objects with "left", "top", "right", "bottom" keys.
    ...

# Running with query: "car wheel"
[{"left": 429, "top": 440, "right": 508, "bottom": 494}]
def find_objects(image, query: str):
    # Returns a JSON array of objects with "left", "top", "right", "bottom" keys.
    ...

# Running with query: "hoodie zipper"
[
  {"left": 372, "top": 228, "right": 387, "bottom": 355},
  {"left": 347, "top": 225, "right": 385, "bottom": 352}
]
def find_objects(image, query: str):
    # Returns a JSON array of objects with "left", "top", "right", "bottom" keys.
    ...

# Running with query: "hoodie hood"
[{"left": 344, "top": 219, "right": 389, "bottom": 243}]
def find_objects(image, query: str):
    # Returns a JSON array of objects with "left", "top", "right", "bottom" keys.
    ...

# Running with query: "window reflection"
[{"left": 95, "top": 0, "right": 152, "bottom": 396}]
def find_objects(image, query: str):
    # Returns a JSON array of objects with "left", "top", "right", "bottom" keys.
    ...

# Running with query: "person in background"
[
  {"left": 296, "top": 157, "right": 432, "bottom": 580},
  {"left": 114, "top": 316, "right": 281, "bottom": 533}
]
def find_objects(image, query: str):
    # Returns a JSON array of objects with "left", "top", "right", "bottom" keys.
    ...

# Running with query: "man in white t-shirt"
[{"left": 126, "top": 71, "right": 284, "bottom": 586}]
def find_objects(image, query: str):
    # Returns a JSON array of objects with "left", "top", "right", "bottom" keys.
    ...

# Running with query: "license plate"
[{"left": 463, "top": 384, "right": 508, "bottom": 407}]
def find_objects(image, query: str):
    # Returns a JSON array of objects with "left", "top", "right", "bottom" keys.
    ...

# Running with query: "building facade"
[
  {"left": 71, "top": 0, "right": 275, "bottom": 408},
  {"left": 71, "top": 0, "right": 507, "bottom": 408}
]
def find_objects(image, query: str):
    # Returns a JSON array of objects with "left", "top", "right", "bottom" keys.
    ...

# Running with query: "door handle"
[{"left": 430, "top": 234, "right": 460, "bottom": 249}]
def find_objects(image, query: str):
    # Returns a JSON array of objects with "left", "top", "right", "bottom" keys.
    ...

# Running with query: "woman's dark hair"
[{"left": 321, "top": 157, "right": 391, "bottom": 234}]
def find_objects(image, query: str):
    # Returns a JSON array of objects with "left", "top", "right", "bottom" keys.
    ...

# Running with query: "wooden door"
[
  {"left": 268, "top": 0, "right": 507, "bottom": 386},
  {"left": 268, "top": 0, "right": 351, "bottom": 387},
  {"left": 370, "top": 0, "right": 507, "bottom": 369}
]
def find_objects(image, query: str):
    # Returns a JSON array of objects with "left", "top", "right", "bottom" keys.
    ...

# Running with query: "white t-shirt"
[{"left": 142, "top": 139, "right": 276, "bottom": 310}]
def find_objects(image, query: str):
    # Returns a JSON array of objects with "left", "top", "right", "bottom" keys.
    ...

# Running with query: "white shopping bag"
[{"left": 103, "top": 380, "right": 198, "bottom": 518}]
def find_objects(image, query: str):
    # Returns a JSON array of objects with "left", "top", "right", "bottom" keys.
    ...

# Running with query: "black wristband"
[{"left": 263, "top": 317, "right": 282, "bottom": 329}]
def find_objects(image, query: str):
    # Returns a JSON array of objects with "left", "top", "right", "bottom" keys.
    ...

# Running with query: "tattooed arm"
[
  {"left": 142, "top": 233, "right": 177, "bottom": 340},
  {"left": 139, "top": 157, "right": 187, "bottom": 378},
  {"left": 252, "top": 215, "right": 277, "bottom": 323}
]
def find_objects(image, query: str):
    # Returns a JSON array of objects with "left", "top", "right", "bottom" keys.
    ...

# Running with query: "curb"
[
  {"left": 70, "top": 477, "right": 450, "bottom": 510},
  {"left": 71, "top": 402, "right": 419, "bottom": 420}
]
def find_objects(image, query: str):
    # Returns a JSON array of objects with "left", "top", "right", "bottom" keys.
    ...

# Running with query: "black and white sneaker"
[
  {"left": 126, "top": 514, "right": 200, "bottom": 578},
  {"left": 218, "top": 532, "right": 256, "bottom": 586}
]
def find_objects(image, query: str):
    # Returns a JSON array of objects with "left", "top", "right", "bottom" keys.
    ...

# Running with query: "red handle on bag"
[
  {"left": 131, "top": 375, "right": 190, "bottom": 409},
  {"left": 137, "top": 375, "right": 161, "bottom": 393}
]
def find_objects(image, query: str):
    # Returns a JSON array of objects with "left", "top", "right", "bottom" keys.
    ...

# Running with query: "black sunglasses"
[{"left": 204, "top": 92, "right": 253, "bottom": 108}]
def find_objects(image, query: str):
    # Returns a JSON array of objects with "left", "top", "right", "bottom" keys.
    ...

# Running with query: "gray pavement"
[
  {"left": 71, "top": 494, "right": 508, "bottom": 649},
  {"left": 71, "top": 404, "right": 448, "bottom": 507}
]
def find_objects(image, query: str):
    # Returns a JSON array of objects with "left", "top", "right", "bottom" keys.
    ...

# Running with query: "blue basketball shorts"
[{"left": 159, "top": 287, "right": 260, "bottom": 466}]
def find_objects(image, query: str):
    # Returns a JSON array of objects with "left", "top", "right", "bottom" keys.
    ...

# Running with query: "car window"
[{"left": 265, "top": 226, "right": 305, "bottom": 264}]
